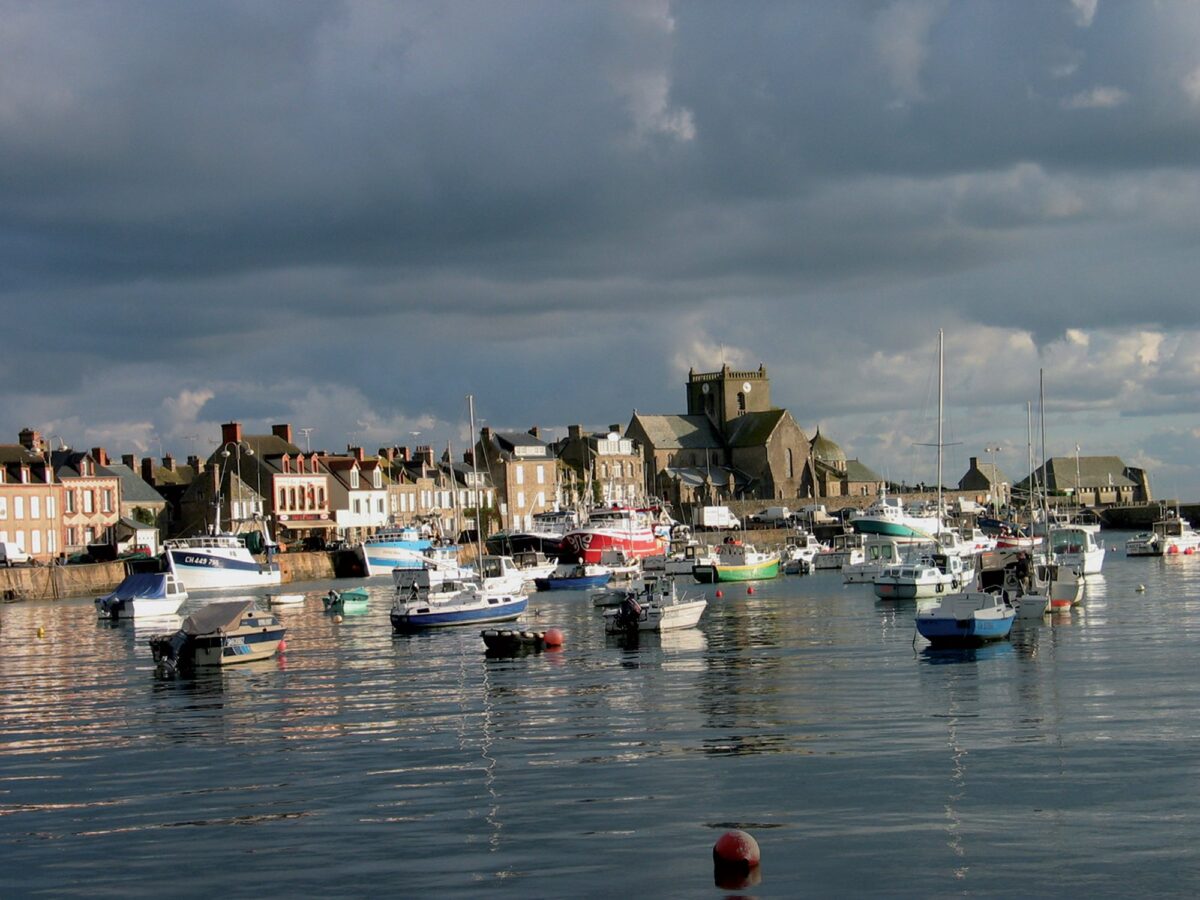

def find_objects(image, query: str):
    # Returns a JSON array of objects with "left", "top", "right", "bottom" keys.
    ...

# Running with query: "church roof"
[
  {"left": 810, "top": 427, "right": 846, "bottom": 463},
  {"left": 631, "top": 415, "right": 722, "bottom": 450},
  {"left": 724, "top": 409, "right": 786, "bottom": 448}
]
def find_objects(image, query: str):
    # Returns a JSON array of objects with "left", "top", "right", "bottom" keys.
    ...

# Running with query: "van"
[
  {"left": 0, "top": 542, "right": 31, "bottom": 567},
  {"left": 750, "top": 506, "right": 791, "bottom": 526},
  {"left": 697, "top": 506, "right": 742, "bottom": 530}
]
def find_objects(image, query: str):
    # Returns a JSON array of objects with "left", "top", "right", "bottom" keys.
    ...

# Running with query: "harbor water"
[{"left": 3, "top": 533, "right": 1200, "bottom": 897}]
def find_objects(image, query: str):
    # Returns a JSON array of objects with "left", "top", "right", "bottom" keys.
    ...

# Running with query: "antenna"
[{"left": 299, "top": 427, "right": 314, "bottom": 453}]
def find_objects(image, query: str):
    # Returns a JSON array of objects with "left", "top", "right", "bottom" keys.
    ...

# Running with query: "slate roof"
[
  {"left": 631, "top": 414, "right": 723, "bottom": 450},
  {"left": 100, "top": 464, "right": 168, "bottom": 505},
  {"left": 1015, "top": 456, "right": 1137, "bottom": 492},
  {"left": 845, "top": 459, "right": 882, "bottom": 482},
  {"left": 725, "top": 409, "right": 786, "bottom": 448},
  {"left": 810, "top": 428, "right": 847, "bottom": 463}
]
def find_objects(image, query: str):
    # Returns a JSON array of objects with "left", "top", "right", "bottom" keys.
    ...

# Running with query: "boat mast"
[
  {"left": 467, "top": 394, "right": 483, "bottom": 560},
  {"left": 936, "top": 328, "right": 944, "bottom": 534},
  {"left": 1039, "top": 369, "right": 1051, "bottom": 556}
]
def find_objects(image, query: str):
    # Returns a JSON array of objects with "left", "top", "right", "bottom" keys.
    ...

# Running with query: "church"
[{"left": 626, "top": 364, "right": 819, "bottom": 507}]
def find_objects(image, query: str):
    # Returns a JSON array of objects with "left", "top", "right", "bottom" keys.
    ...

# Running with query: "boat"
[
  {"left": 602, "top": 576, "right": 707, "bottom": 633},
  {"left": 1050, "top": 526, "right": 1106, "bottom": 576},
  {"left": 812, "top": 532, "right": 865, "bottom": 570},
  {"left": 357, "top": 524, "right": 445, "bottom": 576},
  {"left": 692, "top": 540, "right": 780, "bottom": 583},
  {"left": 148, "top": 600, "right": 286, "bottom": 675},
  {"left": 915, "top": 591, "right": 1015, "bottom": 646},
  {"left": 95, "top": 571, "right": 189, "bottom": 619},
  {"left": 267, "top": 593, "right": 306, "bottom": 605},
  {"left": 1125, "top": 509, "right": 1200, "bottom": 557},
  {"left": 480, "top": 627, "right": 564, "bottom": 654},
  {"left": 163, "top": 532, "right": 282, "bottom": 591},
  {"left": 782, "top": 531, "right": 827, "bottom": 575},
  {"left": 843, "top": 535, "right": 928, "bottom": 584},
  {"left": 486, "top": 509, "right": 579, "bottom": 557},
  {"left": 534, "top": 563, "right": 613, "bottom": 591},
  {"left": 510, "top": 550, "right": 560, "bottom": 582},
  {"left": 849, "top": 487, "right": 942, "bottom": 539},
  {"left": 592, "top": 571, "right": 673, "bottom": 608},
  {"left": 323, "top": 586, "right": 370, "bottom": 614},
  {"left": 871, "top": 552, "right": 973, "bottom": 600},
  {"left": 559, "top": 506, "right": 668, "bottom": 565},
  {"left": 390, "top": 582, "right": 528, "bottom": 630},
  {"left": 643, "top": 538, "right": 717, "bottom": 577}
]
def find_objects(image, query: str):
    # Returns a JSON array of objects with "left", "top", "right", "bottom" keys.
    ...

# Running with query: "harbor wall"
[{"left": 0, "top": 561, "right": 128, "bottom": 603}]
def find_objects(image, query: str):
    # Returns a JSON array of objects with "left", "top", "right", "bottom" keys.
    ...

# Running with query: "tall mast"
[
  {"left": 1039, "top": 369, "right": 1050, "bottom": 551},
  {"left": 467, "top": 394, "right": 483, "bottom": 559},
  {"left": 937, "top": 329, "right": 944, "bottom": 531}
]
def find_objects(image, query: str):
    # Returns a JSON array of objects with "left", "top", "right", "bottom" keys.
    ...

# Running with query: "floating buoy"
[
  {"left": 1136, "top": 584, "right": 1146, "bottom": 593},
  {"left": 713, "top": 829, "right": 761, "bottom": 888},
  {"left": 36, "top": 626, "right": 45, "bottom": 639},
  {"left": 715, "top": 590, "right": 723, "bottom": 598},
  {"left": 332, "top": 614, "right": 344, "bottom": 624},
  {"left": 544, "top": 627, "right": 564, "bottom": 647},
  {"left": 278, "top": 639, "right": 287, "bottom": 651},
  {"left": 746, "top": 586, "right": 755, "bottom": 595}
]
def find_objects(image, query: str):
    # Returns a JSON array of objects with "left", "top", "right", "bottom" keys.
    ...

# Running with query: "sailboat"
[{"left": 390, "top": 395, "right": 529, "bottom": 631}]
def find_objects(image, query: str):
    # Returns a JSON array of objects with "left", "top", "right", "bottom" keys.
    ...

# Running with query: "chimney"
[
  {"left": 381, "top": 447, "right": 396, "bottom": 462},
  {"left": 528, "top": 426, "right": 541, "bottom": 440},
  {"left": 568, "top": 425, "right": 583, "bottom": 440},
  {"left": 164, "top": 454, "right": 176, "bottom": 472},
  {"left": 222, "top": 422, "right": 243, "bottom": 445},
  {"left": 352, "top": 447, "right": 365, "bottom": 463},
  {"left": 19, "top": 428, "right": 42, "bottom": 452},
  {"left": 399, "top": 446, "right": 411, "bottom": 462},
  {"left": 416, "top": 447, "right": 434, "bottom": 467},
  {"left": 187, "top": 455, "right": 202, "bottom": 474},
  {"left": 141, "top": 457, "right": 155, "bottom": 484},
  {"left": 608, "top": 424, "right": 622, "bottom": 436},
  {"left": 122, "top": 453, "right": 137, "bottom": 470},
  {"left": 970, "top": 456, "right": 979, "bottom": 469},
  {"left": 91, "top": 447, "right": 110, "bottom": 466},
  {"left": 272, "top": 423, "right": 293, "bottom": 444},
  {"left": 464, "top": 449, "right": 475, "bottom": 467}
]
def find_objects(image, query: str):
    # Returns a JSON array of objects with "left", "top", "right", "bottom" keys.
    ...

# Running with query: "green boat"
[
  {"left": 324, "top": 587, "right": 370, "bottom": 615},
  {"left": 693, "top": 541, "right": 781, "bottom": 583}
]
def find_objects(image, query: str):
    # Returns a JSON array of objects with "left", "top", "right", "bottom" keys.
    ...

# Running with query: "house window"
[
  {"left": 47, "top": 497, "right": 55, "bottom": 518},
  {"left": 515, "top": 467, "right": 524, "bottom": 485},
  {"left": 537, "top": 491, "right": 545, "bottom": 508},
  {"left": 83, "top": 491, "right": 94, "bottom": 514},
  {"left": 0, "top": 497, "right": 6, "bottom": 519},
  {"left": 31, "top": 531, "right": 41, "bottom": 554},
  {"left": 351, "top": 469, "right": 360, "bottom": 489},
  {"left": 517, "top": 491, "right": 525, "bottom": 509},
  {"left": 787, "top": 449, "right": 794, "bottom": 479},
  {"left": 84, "top": 527, "right": 95, "bottom": 544},
  {"left": 373, "top": 470, "right": 381, "bottom": 489},
  {"left": 289, "top": 488, "right": 297, "bottom": 509},
  {"left": 354, "top": 499, "right": 361, "bottom": 514},
  {"left": 737, "top": 392, "right": 746, "bottom": 412},
  {"left": 65, "top": 491, "right": 75, "bottom": 513},
  {"left": 30, "top": 497, "right": 40, "bottom": 519},
  {"left": 67, "top": 527, "right": 77, "bottom": 546},
  {"left": 14, "top": 497, "right": 24, "bottom": 519},
  {"left": 536, "top": 465, "right": 544, "bottom": 485},
  {"left": 377, "top": 498, "right": 384, "bottom": 514},
  {"left": 47, "top": 531, "right": 56, "bottom": 553},
  {"left": 102, "top": 489, "right": 112, "bottom": 512},
  {"left": 318, "top": 487, "right": 326, "bottom": 507}
]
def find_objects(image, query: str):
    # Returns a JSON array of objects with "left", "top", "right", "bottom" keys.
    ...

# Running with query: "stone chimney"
[
  {"left": 163, "top": 454, "right": 177, "bottom": 472},
  {"left": 568, "top": 424, "right": 583, "bottom": 440},
  {"left": 222, "top": 422, "right": 243, "bottom": 445},
  {"left": 141, "top": 458, "right": 155, "bottom": 484},
  {"left": 528, "top": 426, "right": 541, "bottom": 440},
  {"left": 351, "top": 446, "right": 365, "bottom": 463},
  {"left": 272, "top": 423, "right": 293, "bottom": 444},
  {"left": 381, "top": 447, "right": 396, "bottom": 462},
  {"left": 19, "top": 428, "right": 42, "bottom": 452},
  {"left": 187, "top": 455, "right": 203, "bottom": 474},
  {"left": 91, "top": 447, "right": 110, "bottom": 466},
  {"left": 608, "top": 424, "right": 623, "bottom": 436},
  {"left": 122, "top": 453, "right": 137, "bottom": 471}
]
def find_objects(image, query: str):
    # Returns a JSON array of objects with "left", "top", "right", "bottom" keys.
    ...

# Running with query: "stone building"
[
  {"left": 957, "top": 456, "right": 1012, "bottom": 507},
  {"left": 552, "top": 424, "right": 645, "bottom": 508},
  {"left": 44, "top": 441, "right": 122, "bottom": 552},
  {"left": 1016, "top": 456, "right": 1151, "bottom": 506},
  {"left": 626, "top": 364, "right": 816, "bottom": 508},
  {"left": 810, "top": 429, "right": 885, "bottom": 498},
  {"left": 0, "top": 435, "right": 63, "bottom": 562},
  {"left": 476, "top": 427, "right": 559, "bottom": 532}
]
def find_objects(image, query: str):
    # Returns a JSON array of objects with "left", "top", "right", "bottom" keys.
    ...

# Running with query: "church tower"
[{"left": 686, "top": 363, "right": 772, "bottom": 433}]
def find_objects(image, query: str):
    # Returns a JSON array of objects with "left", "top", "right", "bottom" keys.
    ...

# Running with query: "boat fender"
[
  {"left": 951, "top": 578, "right": 960, "bottom": 590},
  {"left": 936, "top": 582, "right": 944, "bottom": 593}
]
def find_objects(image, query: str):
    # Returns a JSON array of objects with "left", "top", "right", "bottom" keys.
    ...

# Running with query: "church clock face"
[
  {"left": 701, "top": 384, "right": 710, "bottom": 394},
  {"left": 742, "top": 382, "right": 752, "bottom": 393}
]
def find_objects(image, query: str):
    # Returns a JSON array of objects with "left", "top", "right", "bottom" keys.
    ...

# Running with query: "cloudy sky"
[{"left": 3, "top": 0, "right": 1199, "bottom": 499}]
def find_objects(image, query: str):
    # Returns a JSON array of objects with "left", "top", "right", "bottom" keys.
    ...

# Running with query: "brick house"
[
  {"left": 0, "top": 435, "right": 63, "bottom": 562},
  {"left": 476, "top": 427, "right": 559, "bottom": 533}
]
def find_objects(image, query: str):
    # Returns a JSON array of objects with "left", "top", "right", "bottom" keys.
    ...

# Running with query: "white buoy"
[
  {"left": 332, "top": 614, "right": 344, "bottom": 623},
  {"left": 1136, "top": 584, "right": 1146, "bottom": 593}
]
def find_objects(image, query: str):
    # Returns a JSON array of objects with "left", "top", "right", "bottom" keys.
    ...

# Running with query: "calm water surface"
[{"left": 3, "top": 533, "right": 1200, "bottom": 898}]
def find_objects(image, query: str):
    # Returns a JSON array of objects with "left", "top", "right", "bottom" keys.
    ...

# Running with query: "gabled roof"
[
  {"left": 101, "top": 464, "right": 168, "bottom": 504},
  {"left": 725, "top": 409, "right": 786, "bottom": 448},
  {"left": 631, "top": 414, "right": 722, "bottom": 450},
  {"left": 491, "top": 432, "right": 551, "bottom": 460},
  {"left": 662, "top": 465, "right": 754, "bottom": 492},
  {"left": 1015, "top": 456, "right": 1137, "bottom": 492},
  {"left": 845, "top": 459, "right": 882, "bottom": 483}
]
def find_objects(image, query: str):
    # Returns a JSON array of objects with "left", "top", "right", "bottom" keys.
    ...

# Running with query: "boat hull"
[
  {"left": 391, "top": 595, "right": 528, "bottom": 630},
  {"left": 166, "top": 549, "right": 281, "bottom": 591},
  {"left": 559, "top": 529, "right": 663, "bottom": 565},
  {"left": 692, "top": 558, "right": 780, "bottom": 583},
  {"left": 915, "top": 615, "right": 1013, "bottom": 645},
  {"left": 534, "top": 574, "right": 612, "bottom": 591}
]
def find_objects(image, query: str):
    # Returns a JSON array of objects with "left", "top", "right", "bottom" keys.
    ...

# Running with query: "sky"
[{"left": 2, "top": 1, "right": 1199, "bottom": 500}]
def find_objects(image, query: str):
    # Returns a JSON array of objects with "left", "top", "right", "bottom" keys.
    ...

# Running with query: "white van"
[
  {"left": 0, "top": 542, "right": 31, "bottom": 567},
  {"left": 698, "top": 506, "right": 742, "bottom": 530}
]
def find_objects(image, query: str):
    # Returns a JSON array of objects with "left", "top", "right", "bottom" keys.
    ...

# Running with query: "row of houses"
[{"left": 0, "top": 364, "right": 1152, "bottom": 562}]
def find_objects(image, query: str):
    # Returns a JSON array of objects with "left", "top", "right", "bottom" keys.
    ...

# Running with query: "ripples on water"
[{"left": 3, "top": 536, "right": 1200, "bottom": 897}]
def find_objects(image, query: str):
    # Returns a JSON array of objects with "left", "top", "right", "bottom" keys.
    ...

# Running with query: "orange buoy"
[
  {"left": 278, "top": 639, "right": 287, "bottom": 651},
  {"left": 713, "top": 829, "right": 760, "bottom": 886},
  {"left": 544, "top": 627, "right": 564, "bottom": 647}
]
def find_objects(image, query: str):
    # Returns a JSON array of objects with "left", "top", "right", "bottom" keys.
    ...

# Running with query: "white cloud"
[
  {"left": 872, "top": 0, "right": 945, "bottom": 104},
  {"left": 1062, "top": 86, "right": 1129, "bottom": 109},
  {"left": 1070, "top": 0, "right": 1099, "bottom": 28},
  {"left": 1183, "top": 65, "right": 1200, "bottom": 104}
]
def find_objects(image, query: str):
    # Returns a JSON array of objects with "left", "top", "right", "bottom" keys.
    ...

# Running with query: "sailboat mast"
[
  {"left": 467, "top": 394, "right": 483, "bottom": 559},
  {"left": 937, "top": 329, "right": 944, "bottom": 530},
  {"left": 1039, "top": 369, "right": 1050, "bottom": 539}
]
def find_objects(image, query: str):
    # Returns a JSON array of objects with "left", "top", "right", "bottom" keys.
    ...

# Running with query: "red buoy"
[
  {"left": 746, "top": 586, "right": 755, "bottom": 595},
  {"left": 278, "top": 639, "right": 287, "bottom": 651},
  {"left": 713, "top": 829, "right": 760, "bottom": 887},
  {"left": 715, "top": 590, "right": 723, "bottom": 598},
  {"left": 544, "top": 627, "right": 564, "bottom": 647}
]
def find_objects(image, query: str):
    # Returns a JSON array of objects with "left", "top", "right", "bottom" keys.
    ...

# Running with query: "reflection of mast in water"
[
  {"left": 478, "top": 656, "right": 502, "bottom": 851},
  {"left": 941, "top": 674, "right": 969, "bottom": 881}
]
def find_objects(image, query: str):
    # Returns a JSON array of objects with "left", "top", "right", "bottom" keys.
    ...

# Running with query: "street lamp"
[{"left": 221, "top": 441, "right": 255, "bottom": 530}]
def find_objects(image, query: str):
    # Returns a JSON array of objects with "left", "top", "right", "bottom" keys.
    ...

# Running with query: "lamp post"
[{"left": 221, "top": 441, "right": 255, "bottom": 531}]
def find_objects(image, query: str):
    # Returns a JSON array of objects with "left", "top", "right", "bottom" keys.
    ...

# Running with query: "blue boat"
[
  {"left": 358, "top": 525, "right": 457, "bottom": 576},
  {"left": 390, "top": 585, "right": 528, "bottom": 630},
  {"left": 534, "top": 563, "right": 612, "bottom": 591},
  {"left": 915, "top": 591, "right": 1015, "bottom": 646}
]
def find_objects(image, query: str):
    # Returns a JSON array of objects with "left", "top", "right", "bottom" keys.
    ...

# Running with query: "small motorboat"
[
  {"left": 323, "top": 587, "right": 370, "bottom": 614},
  {"left": 915, "top": 591, "right": 1015, "bottom": 646},
  {"left": 603, "top": 577, "right": 707, "bottom": 633},
  {"left": 148, "top": 601, "right": 286, "bottom": 675},
  {"left": 391, "top": 584, "right": 528, "bottom": 630},
  {"left": 95, "top": 572, "right": 188, "bottom": 620},
  {"left": 480, "top": 627, "right": 564, "bottom": 655},
  {"left": 534, "top": 563, "right": 612, "bottom": 591}
]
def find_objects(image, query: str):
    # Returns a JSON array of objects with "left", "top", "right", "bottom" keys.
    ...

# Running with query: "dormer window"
[
  {"left": 372, "top": 470, "right": 381, "bottom": 489},
  {"left": 351, "top": 469, "right": 360, "bottom": 489}
]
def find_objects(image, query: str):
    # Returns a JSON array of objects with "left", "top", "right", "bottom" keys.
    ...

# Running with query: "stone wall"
[{"left": 0, "top": 561, "right": 128, "bottom": 602}]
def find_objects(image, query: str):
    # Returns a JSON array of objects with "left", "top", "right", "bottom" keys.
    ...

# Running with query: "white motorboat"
[
  {"left": 164, "top": 533, "right": 282, "bottom": 591},
  {"left": 783, "top": 531, "right": 827, "bottom": 574},
  {"left": 812, "top": 533, "right": 865, "bottom": 570},
  {"left": 390, "top": 582, "right": 528, "bottom": 630},
  {"left": 849, "top": 487, "right": 941, "bottom": 539},
  {"left": 1125, "top": 511, "right": 1200, "bottom": 557},
  {"left": 1050, "top": 526, "right": 1106, "bottom": 576},
  {"left": 148, "top": 601, "right": 286, "bottom": 674},
  {"left": 602, "top": 577, "right": 707, "bottom": 633},
  {"left": 872, "top": 552, "right": 972, "bottom": 600},
  {"left": 916, "top": 591, "right": 1015, "bottom": 645},
  {"left": 95, "top": 572, "right": 189, "bottom": 619},
  {"left": 843, "top": 536, "right": 927, "bottom": 584}
]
